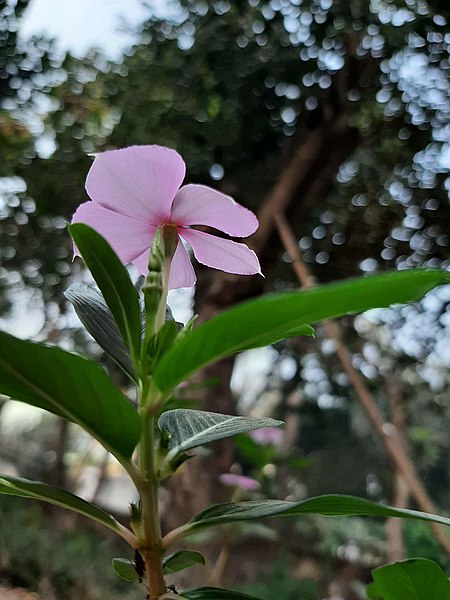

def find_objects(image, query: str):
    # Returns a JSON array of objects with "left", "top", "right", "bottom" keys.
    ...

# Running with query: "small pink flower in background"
[
  {"left": 249, "top": 426, "right": 283, "bottom": 446},
  {"left": 72, "top": 145, "right": 261, "bottom": 289},
  {"left": 219, "top": 473, "right": 261, "bottom": 491}
]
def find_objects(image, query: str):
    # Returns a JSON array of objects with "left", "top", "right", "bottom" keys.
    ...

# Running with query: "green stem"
[
  {"left": 138, "top": 406, "right": 166, "bottom": 599},
  {"left": 154, "top": 253, "right": 172, "bottom": 332},
  {"left": 136, "top": 226, "right": 178, "bottom": 599}
]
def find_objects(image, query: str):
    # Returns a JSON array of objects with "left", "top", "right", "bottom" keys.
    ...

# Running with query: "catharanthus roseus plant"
[{"left": 0, "top": 145, "right": 449, "bottom": 600}]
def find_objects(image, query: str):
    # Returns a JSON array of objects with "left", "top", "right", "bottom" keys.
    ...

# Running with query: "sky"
[{"left": 19, "top": 0, "right": 165, "bottom": 58}]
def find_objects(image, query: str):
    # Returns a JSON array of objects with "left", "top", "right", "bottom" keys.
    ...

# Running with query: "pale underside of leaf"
[
  {"left": 65, "top": 283, "right": 134, "bottom": 378},
  {"left": 158, "top": 409, "right": 283, "bottom": 462}
]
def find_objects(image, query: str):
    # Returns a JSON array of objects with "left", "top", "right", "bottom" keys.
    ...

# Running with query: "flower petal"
[
  {"left": 86, "top": 145, "right": 186, "bottom": 224},
  {"left": 169, "top": 240, "right": 197, "bottom": 289},
  {"left": 171, "top": 184, "right": 258, "bottom": 237},
  {"left": 131, "top": 248, "right": 151, "bottom": 277},
  {"left": 71, "top": 202, "right": 154, "bottom": 263},
  {"left": 180, "top": 229, "right": 261, "bottom": 276},
  {"left": 219, "top": 473, "right": 261, "bottom": 491},
  {"left": 133, "top": 239, "right": 196, "bottom": 289}
]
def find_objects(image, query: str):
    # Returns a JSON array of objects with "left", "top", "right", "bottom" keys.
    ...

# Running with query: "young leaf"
[
  {"left": 158, "top": 409, "right": 283, "bottom": 464},
  {"left": 0, "top": 331, "right": 140, "bottom": 460},
  {"left": 163, "top": 550, "right": 205, "bottom": 574},
  {"left": 0, "top": 475, "right": 126, "bottom": 538},
  {"left": 112, "top": 558, "right": 139, "bottom": 582},
  {"left": 367, "top": 558, "right": 450, "bottom": 600},
  {"left": 181, "top": 588, "right": 263, "bottom": 600},
  {"left": 69, "top": 223, "right": 141, "bottom": 367},
  {"left": 166, "top": 494, "right": 450, "bottom": 542},
  {"left": 65, "top": 283, "right": 134, "bottom": 379},
  {"left": 154, "top": 269, "right": 447, "bottom": 392}
]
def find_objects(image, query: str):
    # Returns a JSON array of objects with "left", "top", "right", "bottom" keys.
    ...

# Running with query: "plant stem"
[
  {"left": 137, "top": 226, "right": 178, "bottom": 599},
  {"left": 138, "top": 406, "right": 166, "bottom": 599}
]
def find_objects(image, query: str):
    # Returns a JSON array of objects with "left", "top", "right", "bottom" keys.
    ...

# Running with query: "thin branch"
[
  {"left": 385, "top": 376, "right": 409, "bottom": 562},
  {"left": 274, "top": 211, "right": 450, "bottom": 560}
]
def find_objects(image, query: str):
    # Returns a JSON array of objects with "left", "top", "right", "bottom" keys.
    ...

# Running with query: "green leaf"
[
  {"left": 69, "top": 223, "right": 141, "bottom": 367},
  {"left": 367, "top": 558, "right": 450, "bottom": 599},
  {"left": 154, "top": 269, "right": 447, "bottom": 392},
  {"left": 148, "top": 320, "right": 179, "bottom": 368},
  {"left": 65, "top": 283, "right": 134, "bottom": 379},
  {"left": 158, "top": 409, "right": 283, "bottom": 464},
  {"left": 0, "top": 330, "right": 140, "bottom": 460},
  {"left": 0, "top": 475, "right": 125, "bottom": 538},
  {"left": 112, "top": 558, "right": 138, "bottom": 582},
  {"left": 181, "top": 587, "right": 263, "bottom": 600},
  {"left": 233, "top": 435, "right": 278, "bottom": 469},
  {"left": 243, "top": 324, "right": 314, "bottom": 350},
  {"left": 171, "top": 494, "right": 450, "bottom": 540},
  {"left": 163, "top": 550, "right": 205, "bottom": 574}
]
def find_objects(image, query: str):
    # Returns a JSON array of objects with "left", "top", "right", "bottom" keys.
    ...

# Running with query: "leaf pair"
[
  {"left": 113, "top": 550, "right": 205, "bottom": 582},
  {"left": 69, "top": 225, "right": 449, "bottom": 403}
]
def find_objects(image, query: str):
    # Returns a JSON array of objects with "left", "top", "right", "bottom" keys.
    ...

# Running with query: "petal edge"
[
  {"left": 172, "top": 184, "right": 258, "bottom": 237},
  {"left": 180, "top": 229, "right": 261, "bottom": 276}
]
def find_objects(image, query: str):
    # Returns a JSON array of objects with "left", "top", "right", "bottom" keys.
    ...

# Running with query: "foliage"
[
  {"left": 0, "top": 497, "right": 140, "bottom": 599},
  {"left": 367, "top": 558, "right": 450, "bottom": 599},
  {"left": 240, "top": 555, "right": 319, "bottom": 600},
  {"left": 0, "top": 223, "right": 448, "bottom": 598},
  {"left": 1, "top": 0, "right": 450, "bottom": 596}
]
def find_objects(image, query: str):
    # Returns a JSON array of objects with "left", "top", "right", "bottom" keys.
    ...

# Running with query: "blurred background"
[{"left": 1, "top": 0, "right": 450, "bottom": 598}]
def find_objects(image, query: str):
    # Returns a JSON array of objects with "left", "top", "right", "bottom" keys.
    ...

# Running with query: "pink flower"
[
  {"left": 219, "top": 473, "right": 261, "bottom": 491},
  {"left": 249, "top": 427, "right": 283, "bottom": 446},
  {"left": 71, "top": 145, "right": 261, "bottom": 289}
]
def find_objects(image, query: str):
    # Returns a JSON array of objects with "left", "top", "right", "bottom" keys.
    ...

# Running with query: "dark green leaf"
[
  {"left": 69, "top": 223, "right": 141, "bottom": 368},
  {"left": 158, "top": 409, "right": 283, "bottom": 463},
  {"left": 163, "top": 550, "right": 205, "bottom": 574},
  {"left": 367, "top": 558, "right": 450, "bottom": 599},
  {"left": 65, "top": 283, "right": 134, "bottom": 379},
  {"left": 174, "top": 494, "right": 450, "bottom": 539},
  {"left": 0, "top": 330, "right": 140, "bottom": 460},
  {"left": 181, "top": 587, "right": 263, "bottom": 600},
  {"left": 0, "top": 475, "right": 125, "bottom": 537},
  {"left": 112, "top": 558, "right": 138, "bottom": 582},
  {"left": 154, "top": 270, "right": 447, "bottom": 392}
]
